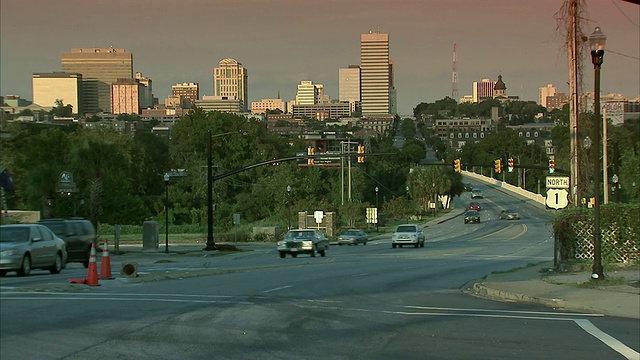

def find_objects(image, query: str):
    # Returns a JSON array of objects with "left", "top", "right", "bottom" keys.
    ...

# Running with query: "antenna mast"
[{"left": 452, "top": 43, "right": 458, "bottom": 99}]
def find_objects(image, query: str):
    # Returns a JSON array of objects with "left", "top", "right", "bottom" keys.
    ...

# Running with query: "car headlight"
[
  {"left": 302, "top": 241, "right": 313, "bottom": 247},
  {"left": 276, "top": 241, "right": 283, "bottom": 246},
  {"left": 1, "top": 250, "right": 18, "bottom": 257}
]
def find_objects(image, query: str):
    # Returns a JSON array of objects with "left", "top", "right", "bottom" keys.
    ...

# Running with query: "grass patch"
[{"left": 547, "top": 276, "right": 631, "bottom": 288}]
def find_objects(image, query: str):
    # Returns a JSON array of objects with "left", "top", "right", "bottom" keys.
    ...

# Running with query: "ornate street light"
[
  {"left": 589, "top": 26, "right": 606, "bottom": 280},
  {"left": 287, "top": 185, "right": 292, "bottom": 230},
  {"left": 375, "top": 186, "right": 379, "bottom": 232},
  {"left": 164, "top": 173, "right": 170, "bottom": 253}
]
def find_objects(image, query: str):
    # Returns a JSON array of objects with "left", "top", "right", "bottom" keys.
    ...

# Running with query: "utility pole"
[{"left": 568, "top": 0, "right": 582, "bottom": 206}]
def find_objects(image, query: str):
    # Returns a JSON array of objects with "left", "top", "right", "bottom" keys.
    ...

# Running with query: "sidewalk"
[{"left": 472, "top": 261, "right": 640, "bottom": 319}]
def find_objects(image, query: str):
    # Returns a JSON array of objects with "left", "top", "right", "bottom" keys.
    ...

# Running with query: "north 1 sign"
[{"left": 546, "top": 176, "right": 570, "bottom": 189}]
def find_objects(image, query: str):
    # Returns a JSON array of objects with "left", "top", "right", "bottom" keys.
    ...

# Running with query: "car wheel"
[
  {"left": 338, "top": 243, "right": 343, "bottom": 246},
  {"left": 420, "top": 241, "right": 425, "bottom": 248},
  {"left": 0, "top": 270, "right": 7, "bottom": 277},
  {"left": 49, "top": 252, "right": 63, "bottom": 274},
  {"left": 18, "top": 255, "right": 31, "bottom": 276},
  {"left": 320, "top": 249, "right": 326, "bottom": 257},
  {"left": 291, "top": 253, "right": 298, "bottom": 258},
  {"left": 279, "top": 252, "right": 286, "bottom": 258},
  {"left": 363, "top": 241, "right": 367, "bottom": 245},
  {"left": 392, "top": 243, "right": 396, "bottom": 249}
]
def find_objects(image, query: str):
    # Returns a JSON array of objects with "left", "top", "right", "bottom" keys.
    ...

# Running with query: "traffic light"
[
  {"left": 507, "top": 157, "right": 514, "bottom": 173},
  {"left": 357, "top": 145, "right": 365, "bottom": 163},
  {"left": 307, "top": 146, "right": 315, "bottom": 165},
  {"left": 494, "top": 159, "right": 502, "bottom": 174},
  {"left": 548, "top": 159, "right": 555, "bottom": 174},
  {"left": 453, "top": 158, "right": 461, "bottom": 173}
]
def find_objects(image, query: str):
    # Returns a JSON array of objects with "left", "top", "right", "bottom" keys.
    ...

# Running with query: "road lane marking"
[
  {"left": 1, "top": 296, "right": 253, "bottom": 305},
  {"left": 474, "top": 224, "right": 514, "bottom": 240},
  {"left": 351, "top": 273, "right": 369, "bottom": 277},
  {"left": 405, "top": 305, "right": 603, "bottom": 317},
  {"left": 262, "top": 285, "right": 293, "bottom": 293},
  {"left": 574, "top": 319, "right": 640, "bottom": 360}
]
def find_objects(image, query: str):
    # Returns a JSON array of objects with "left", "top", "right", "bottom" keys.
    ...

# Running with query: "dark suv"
[{"left": 38, "top": 218, "right": 97, "bottom": 267}]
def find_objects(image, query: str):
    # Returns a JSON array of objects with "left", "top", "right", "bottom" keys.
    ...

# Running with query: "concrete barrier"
[{"left": 462, "top": 170, "right": 546, "bottom": 205}]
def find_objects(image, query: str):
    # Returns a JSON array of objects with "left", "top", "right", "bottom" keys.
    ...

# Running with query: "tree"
[{"left": 50, "top": 99, "right": 73, "bottom": 118}]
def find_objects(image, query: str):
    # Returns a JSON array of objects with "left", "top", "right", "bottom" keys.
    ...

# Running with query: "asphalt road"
[{"left": 1, "top": 181, "right": 638, "bottom": 359}]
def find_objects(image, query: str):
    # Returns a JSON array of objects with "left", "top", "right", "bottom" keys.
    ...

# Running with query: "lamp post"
[
  {"left": 375, "top": 186, "right": 379, "bottom": 232},
  {"left": 164, "top": 173, "right": 170, "bottom": 253},
  {"left": 611, "top": 174, "right": 619, "bottom": 202},
  {"left": 589, "top": 26, "right": 606, "bottom": 280},
  {"left": 432, "top": 183, "right": 436, "bottom": 218},
  {"left": 287, "top": 185, "right": 292, "bottom": 230}
]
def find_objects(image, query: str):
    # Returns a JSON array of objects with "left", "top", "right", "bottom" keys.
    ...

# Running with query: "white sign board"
[
  {"left": 546, "top": 176, "right": 570, "bottom": 189},
  {"left": 546, "top": 189, "right": 569, "bottom": 209},
  {"left": 314, "top": 210, "right": 324, "bottom": 224}
]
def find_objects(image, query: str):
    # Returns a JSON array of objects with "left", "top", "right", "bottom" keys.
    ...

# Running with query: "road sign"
[
  {"left": 546, "top": 189, "right": 569, "bottom": 209},
  {"left": 366, "top": 207, "right": 378, "bottom": 224},
  {"left": 314, "top": 211, "right": 324, "bottom": 224},
  {"left": 546, "top": 176, "right": 570, "bottom": 189},
  {"left": 56, "top": 171, "right": 77, "bottom": 193}
]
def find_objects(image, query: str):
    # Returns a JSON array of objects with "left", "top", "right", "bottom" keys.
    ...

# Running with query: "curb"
[{"left": 472, "top": 282, "right": 602, "bottom": 315}]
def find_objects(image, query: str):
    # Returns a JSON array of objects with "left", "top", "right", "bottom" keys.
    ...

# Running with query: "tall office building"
[
  {"left": 539, "top": 84, "right": 557, "bottom": 108},
  {"left": 360, "top": 30, "right": 390, "bottom": 115},
  {"left": 171, "top": 82, "right": 200, "bottom": 107},
  {"left": 214, "top": 58, "right": 248, "bottom": 112},
  {"left": 135, "top": 72, "right": 153, "bottom": 109},
  {"left": 111, "top": 78, "right": 142, "bottom": 115},
  {"left": 472, "top": 78, "right": 495, "bottom": 103},
  {"left": 61, "top": 47, "right": 133, "bottom": 114},
  {"left": 339, "top": 65, "right": 360, "bottom": 102},
  {"left": 32, "top": 72, "right": 83, "bottom": 114},
  {"left": 296, "top": 81, "right": 318, "bottom": 105}
]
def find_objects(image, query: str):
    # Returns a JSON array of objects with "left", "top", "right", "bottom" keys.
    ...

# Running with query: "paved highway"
[{"left": 1, "top": 180, "right": 638, "bottom": 359}]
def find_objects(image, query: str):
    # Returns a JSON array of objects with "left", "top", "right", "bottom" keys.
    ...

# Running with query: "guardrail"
[{"left": 462, "top": 170, "right": 546, "bottom": 206}]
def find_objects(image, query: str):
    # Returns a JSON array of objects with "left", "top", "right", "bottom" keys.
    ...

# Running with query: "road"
[{"left": 1, "top": 180, "right": 638, "bottom": 359}]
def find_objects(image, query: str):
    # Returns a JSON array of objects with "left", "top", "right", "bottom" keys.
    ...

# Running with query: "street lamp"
[
  {"left": 287, "top": 185, "right": 292, "bottom": 230},
  {"left": 611, "top": 174, "right": 619, "bottom": 202},
  {"left": 432, "top": 183, "right": 436, "bottom": 218},
  {"left": 589, "top": 26, "right": 606, "bottom": 280},
  {"left": 164, "top": 173, "right": 170, "bottom": 253},
  {"left": 375, "top": 186, "right": 379, "bottom": 232}
]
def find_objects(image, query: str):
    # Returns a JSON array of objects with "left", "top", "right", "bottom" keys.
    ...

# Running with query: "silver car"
[
  {"left": 0, "top": 224, "right": 67, "bottom": 276},
  {"left": 391, "top": 224, "right": 425, "bottom": 248},
  {"left": 277, "top": 229, "right": 330, "bottom": 258},
  {"left": 337, "top": 229, "right": 368, "bottom": 246}
]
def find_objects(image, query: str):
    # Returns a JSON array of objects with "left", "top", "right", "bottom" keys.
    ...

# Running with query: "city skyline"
[{"left": 1, "top": 0, "right": 638, "bottom": 115}]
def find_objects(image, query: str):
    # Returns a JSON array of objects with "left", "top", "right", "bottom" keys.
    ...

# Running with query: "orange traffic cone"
[
  {"left": 69, "top": 243, "right": 99, "bottom": 286},
  {"left": 100, "top": 239, "right": 113, "bottom": 280}
]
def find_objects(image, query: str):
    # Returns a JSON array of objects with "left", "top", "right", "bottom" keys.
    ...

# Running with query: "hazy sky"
[{"left": 1, "top": 0, "right": 638, "bottom": 115}]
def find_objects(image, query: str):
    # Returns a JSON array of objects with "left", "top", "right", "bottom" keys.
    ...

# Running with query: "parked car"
[
  {"left": 38, "top": 218, "right": 96, "bottom": 267},
  {"left": 391, "top": 224, "right": 425, "bottom": 248},
  {"left": 468, "top": 201, "right": 481, "bottom": 211},
  {"left": 500, "top": 209, "right": 520, "bottom": 220},
  {"left": 0, "top": 224, "right": 67, "bottom": 276},
  {"left": 471, "top": 189, "right": 484, "bottom": 198},
  {"left": 337, "top": 229, "right": 368, "bottom": 246},
  {"left": 464, "top": 210, "right": 481, "bottom": 224},
  {"left": 277, "top": 229, "right": 330, "bottom": 258}
]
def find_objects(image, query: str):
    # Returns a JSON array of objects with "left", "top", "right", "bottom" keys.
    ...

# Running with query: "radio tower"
[{"left": 451, "top": 43, "right": 458, "bottom": 99}]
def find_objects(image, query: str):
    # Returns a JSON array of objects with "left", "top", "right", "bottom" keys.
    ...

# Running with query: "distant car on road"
[
  {"left": 500, "top": 209, "right": 520, "bottom": 220},
  {"left": 337, "top": 229, "right": 368, "bottom": 246},
  {"left": 471, "top": 189, "right": 484, "bottom": 198},
  {"left": 0, "top": 224, "right": 67, "bottom": 277},
  {"left": 468, "top": 202, "right": 481, "bottom": 211},
  {"left": 464, "top": 210, "right": 481, "bottom": 224},
  {"left": 277, "top": 229, "right": 329, "bottom": 258},
  {"left": 391, "top": 224, "right": 425, "bottom": 248}
]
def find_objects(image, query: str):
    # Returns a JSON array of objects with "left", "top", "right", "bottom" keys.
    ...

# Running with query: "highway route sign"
[
  {"left": 546, "top": 188, "right": 569, "bottom": 209},
  {"left": 546, "top": 176, "right": 570, "bottom": 189}
]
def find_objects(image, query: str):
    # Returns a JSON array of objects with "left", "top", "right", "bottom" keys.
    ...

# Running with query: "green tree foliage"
[{"left": 50, "top": 99, "right": 73, "bottom": 118}]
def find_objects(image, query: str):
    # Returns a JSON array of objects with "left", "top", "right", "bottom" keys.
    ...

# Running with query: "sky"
[{"left": 1, "top": 0, "right": 639, "bottom": 116}]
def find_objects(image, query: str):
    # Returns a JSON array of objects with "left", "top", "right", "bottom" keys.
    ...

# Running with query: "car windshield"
[
  {"left": 286, "top": 231, "right": 315, "bottom": 239},
  {"left": 466, "top": 210, "right": 478, "bottom": 215},
  {"left": 0, "top": 227, "right": 30, "bottom": 243},
  {"left": 396, "top": 226, "right": 417, "bottom": 232},
  {"left": 343, "top": 230, "right": 359, "bottom": 235}
]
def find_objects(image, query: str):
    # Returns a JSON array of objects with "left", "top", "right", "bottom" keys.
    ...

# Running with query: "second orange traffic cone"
[{"left": 100, "top": 239, "right": 113, "bottom": 280}]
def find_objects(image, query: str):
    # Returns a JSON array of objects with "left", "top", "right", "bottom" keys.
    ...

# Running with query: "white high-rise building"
[
  {"left": 472, "top": 78, "right": 495, "bottom": 103},
  {"left": 361, "top": 30, "right": 390, "bottom": 115},
  {"left": 32, "top": 72, "right": 83, "bottom": 114},
  {"left": 296, "top": 81, "right": 318, "bottom": 105},
  {"left": 539, "top": 84, "right": 557, "bottom": 108},
  {"left": 339, "top": 65, "right": 361, "bottom": 113},
  {"left": 214, "top": 58, "right": 248, "bottom": 112}
]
